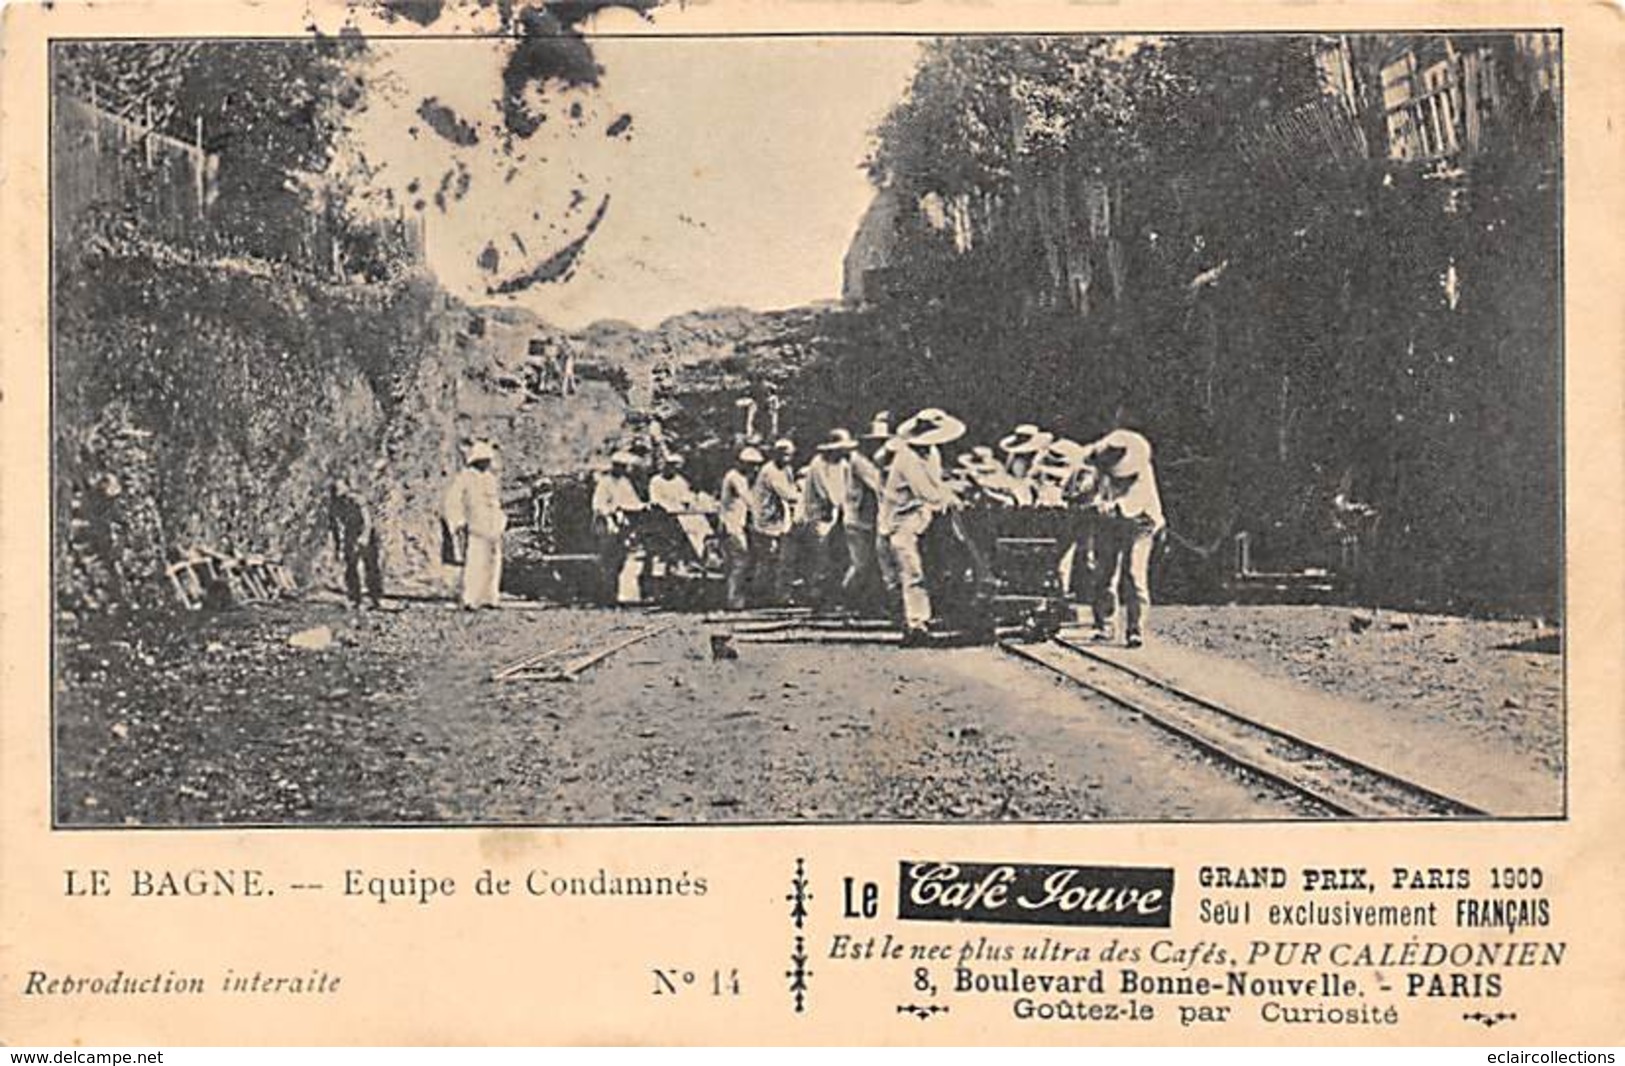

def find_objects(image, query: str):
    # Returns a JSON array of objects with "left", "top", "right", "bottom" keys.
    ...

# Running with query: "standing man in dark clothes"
[{"left": 328, "top": 475, "right": 383, "bottom": 609}]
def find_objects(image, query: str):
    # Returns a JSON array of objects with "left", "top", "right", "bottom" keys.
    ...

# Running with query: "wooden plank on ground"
[
  {"left": 512, "top": 623, "right": 676, "bottom": 682},
  {"left": 491, "top": 635, "right": 590, "bottom": 681}
]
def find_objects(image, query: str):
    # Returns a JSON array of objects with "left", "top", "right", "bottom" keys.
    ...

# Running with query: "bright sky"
[{"left": 343, "top": 12, "right": 921, "bottom": 329}]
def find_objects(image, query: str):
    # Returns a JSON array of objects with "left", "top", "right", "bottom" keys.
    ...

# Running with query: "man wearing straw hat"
[
  {"left": 1029, "top": 436, "right": 1100, "bottom": 617},
  {"left": 840, "top": 412, "right": 892, "bottom": 613},
  {"left": 802, "top": 428, "right": 856, "bottom": 609},
  {"left": 997, "top": 424, "right": 1054, "bottom": 507},
  {"left": 1031, "top": 437, "right": 1087, "bottom": 509},
  {"left": 950, "top": 444, "right": 1014, "bottom": 507},
  {"left": 880, "top": 407, "right": 965, "bottom": 646},
  {"left": 442, "top": 440, "right": 506, "bottom": 610},
  {"left": 1080, "top": 423, "right": 1165, "bottom": 648}
]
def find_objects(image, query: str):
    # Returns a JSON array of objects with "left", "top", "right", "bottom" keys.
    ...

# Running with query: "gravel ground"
[
  {"left": 54, "top": 599, "right": 1315, "bottom": 826},
  {"left": 1150, "top": 605, "right": 1564, "bottom": 775}
]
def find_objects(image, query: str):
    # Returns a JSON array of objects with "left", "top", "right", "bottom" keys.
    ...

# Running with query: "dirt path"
[
  {"left": 55, "top": 600, "right": 1310, "bottom": 825},
  {"left": 1151, "top": 605, "right": 1563, "bottom": 776}
]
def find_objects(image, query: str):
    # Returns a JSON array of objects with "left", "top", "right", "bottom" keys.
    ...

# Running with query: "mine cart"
[
  {"left": 500, "top": 477, "right": 603, "bottom": 602},
  {"left": 929, "top": 504, "right": 1078, "bottom": 643},
  {"left": 629, "top": 507, "right": 722, "bottom": 610}
]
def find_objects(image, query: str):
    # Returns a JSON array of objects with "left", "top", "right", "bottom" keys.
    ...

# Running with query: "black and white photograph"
[{"left": 50, "top": 11, "right": 1564, "bottom": 827}]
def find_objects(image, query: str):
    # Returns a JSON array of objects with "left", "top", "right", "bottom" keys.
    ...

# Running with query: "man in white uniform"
[
  {"left": 443, "top": 440, "right": 507, "bottom": 610},
  {"left": 718, "top": 447, "right": 761, "bottom": 610},
  {"left": 591, "top": 450, "right": 648, "bottom": 604},
  {"left": 841, "top": 414, "right": 891, "bottom": 613},
  {"left": 1079, "top": 425, "right": 1165, "bottom": 647},
  {"left": 648, "top": 453, "right": 709, "bottom": 566},
  {"left": 802, "top": 428, "right": 855, "bottom": 609},
  {"left": 879, "top": 408, "right": 965, "bottom": 646},
  {"left": 750, "top": 438, "right": 801, "bottom": 605}
]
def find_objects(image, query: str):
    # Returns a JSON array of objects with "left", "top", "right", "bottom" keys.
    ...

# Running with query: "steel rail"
[{"left": 999, "top": 637, "right": 1483, "bottom": 818}]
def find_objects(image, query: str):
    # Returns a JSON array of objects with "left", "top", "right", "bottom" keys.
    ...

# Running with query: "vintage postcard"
[{"left": 1, "top": 0, "right": 1621, "bottom": 1046}]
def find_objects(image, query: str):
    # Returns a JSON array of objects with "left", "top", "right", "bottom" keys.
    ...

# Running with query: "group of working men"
[
  {"left": 588, "top": 407, "right": 1165, "bottom": 648},
  {"left": 333, "top": 401, "right": 1166, "bottom": 643}
]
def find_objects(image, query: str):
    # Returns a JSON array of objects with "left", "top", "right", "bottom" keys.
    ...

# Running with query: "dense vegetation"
[
  {"left": 803, "top": 35, "right": 1561, "bottom": 614},
  {"left": 53, "top": 39, "right": 455, "bottom": 615}
]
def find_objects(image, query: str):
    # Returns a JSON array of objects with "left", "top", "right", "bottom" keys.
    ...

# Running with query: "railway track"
[{"left": 998, "top": 636, "right": 1484, "bottom": 819}]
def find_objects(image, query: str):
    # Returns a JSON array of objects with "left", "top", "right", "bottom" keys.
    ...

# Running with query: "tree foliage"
[
  {"left": 56, "top": 38, "right": 366, "bottom": 208},
  {"left": 868, "top": 36, "right": 1321, "bottom": 194},
  {"left": 842, "top": 34, "right": 1561, "bottom": 613}
]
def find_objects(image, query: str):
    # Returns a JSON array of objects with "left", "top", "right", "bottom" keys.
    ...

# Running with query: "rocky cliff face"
[
  {"left": 53, "top": 223, "right": 832, "bottom": 616},
  {"left": 54, "top": 229, "right": 499, "bottom": 613}
]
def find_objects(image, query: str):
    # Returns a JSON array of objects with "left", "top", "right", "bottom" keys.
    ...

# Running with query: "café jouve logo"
[{"left": 899, "top": 861, "right": 1175, "bottom": 928}]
